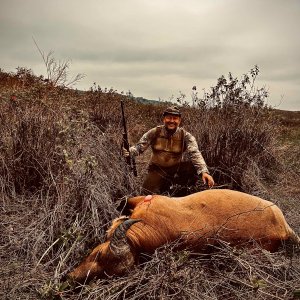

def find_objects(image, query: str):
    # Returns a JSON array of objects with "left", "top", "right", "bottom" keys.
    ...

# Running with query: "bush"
[{"left": 178, "top": 67, "right": 280, "bottom": 192}]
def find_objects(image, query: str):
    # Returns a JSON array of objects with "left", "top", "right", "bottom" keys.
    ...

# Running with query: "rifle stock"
[{"left": 121, "top": 100, "right": 137, "bottom": 177}]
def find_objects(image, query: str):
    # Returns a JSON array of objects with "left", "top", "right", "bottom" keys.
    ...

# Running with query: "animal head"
[{"left": 67, "top": 218, "right": 141, "bottom": 283}]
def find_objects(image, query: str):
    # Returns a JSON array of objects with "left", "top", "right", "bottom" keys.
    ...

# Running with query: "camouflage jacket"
[{"left": 129, "top": 125, "right": 209, "bottom": 175}]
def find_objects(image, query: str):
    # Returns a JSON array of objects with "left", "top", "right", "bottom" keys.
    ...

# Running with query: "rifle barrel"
[{"left": 121, "top": 100, "right": 137, "bottom": 177}]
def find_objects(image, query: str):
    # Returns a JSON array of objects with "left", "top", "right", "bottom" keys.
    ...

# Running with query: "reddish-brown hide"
[{"left": 68, "top": 189, "right": 299, "bottom": 283}]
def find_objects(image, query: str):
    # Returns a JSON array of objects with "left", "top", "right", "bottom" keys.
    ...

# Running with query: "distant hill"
[
  {"left": 134, "top": 96, "right": 158, "bottom": 105},
  {"left": 133, "top": 96, "right": 172, "bottom": 106},
  {"left": 273, "top": 109, "right": 300, "bottom": 127}
]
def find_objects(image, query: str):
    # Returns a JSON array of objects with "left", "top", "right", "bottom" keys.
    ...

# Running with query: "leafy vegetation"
[{"left": 0, "top": 66, "right": 299, "bottom": 299}]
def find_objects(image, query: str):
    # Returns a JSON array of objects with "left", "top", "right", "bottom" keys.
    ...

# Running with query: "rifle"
[{"left": 121, "top": 100, "right": 137, "bottom": 177}]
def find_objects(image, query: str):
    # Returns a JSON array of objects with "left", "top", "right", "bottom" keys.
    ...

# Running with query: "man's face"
[{"left": 163, "top": 114, "right": 181, "bottom": 131}]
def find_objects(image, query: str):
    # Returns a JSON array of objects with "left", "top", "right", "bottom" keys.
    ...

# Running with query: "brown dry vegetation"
[{"left": 0, "top": 67, "right": 299, "bottom": 299}]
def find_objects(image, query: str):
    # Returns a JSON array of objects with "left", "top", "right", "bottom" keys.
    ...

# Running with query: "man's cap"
[{"left": 163, "top": 106, "right": 181, "bottom": 117}]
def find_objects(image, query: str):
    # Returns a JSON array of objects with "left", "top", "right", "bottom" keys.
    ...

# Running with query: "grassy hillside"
[{"left": 0, "top": 68, "right": 299, "bottom": 299}]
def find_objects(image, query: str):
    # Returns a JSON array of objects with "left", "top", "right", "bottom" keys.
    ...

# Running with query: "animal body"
[{"left": 68, "top": 189, "right": 299, "bottom": 283}]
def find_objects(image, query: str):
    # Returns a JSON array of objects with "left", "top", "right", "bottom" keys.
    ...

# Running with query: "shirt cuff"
[
  {"left": 197, "top": 168, "right": 209, "bottom": 176},
  {"left": 129, "top": 146, "right": 139, "bottom": 156}
]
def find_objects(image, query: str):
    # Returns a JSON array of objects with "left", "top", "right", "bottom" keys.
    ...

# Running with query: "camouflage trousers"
[{"left": 142, "top": 161, "right": 198, "bottom": 196}]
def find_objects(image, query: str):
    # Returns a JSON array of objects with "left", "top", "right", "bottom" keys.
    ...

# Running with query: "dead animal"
[{"left": 67, "top": 189, "right": 299, "bottom": 283}]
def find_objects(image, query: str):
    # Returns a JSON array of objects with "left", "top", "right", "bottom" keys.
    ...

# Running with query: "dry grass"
[{"left": 0, "top": 68, "right": 299, "bottom": 300}]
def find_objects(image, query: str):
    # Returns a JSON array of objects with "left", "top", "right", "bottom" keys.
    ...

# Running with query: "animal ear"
[{"left": 109, "top": 219, "right": 142, "bottom": 254}]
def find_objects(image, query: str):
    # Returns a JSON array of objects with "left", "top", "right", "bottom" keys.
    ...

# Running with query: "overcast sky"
[{"left": 1, "top": 0, "right": 299, "bottom": 110}]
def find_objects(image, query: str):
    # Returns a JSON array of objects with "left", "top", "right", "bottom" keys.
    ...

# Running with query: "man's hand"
[
  {"left": 122, "top": 147, "right": 130, "bottom": 157},
  {"left": 202, "top": 172, "right": 214, "bottom": 188}
]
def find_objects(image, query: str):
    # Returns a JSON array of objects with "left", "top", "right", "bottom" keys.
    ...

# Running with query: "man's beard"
[{"left": 165, "top": 123, "right": 177, "bottom": 135}]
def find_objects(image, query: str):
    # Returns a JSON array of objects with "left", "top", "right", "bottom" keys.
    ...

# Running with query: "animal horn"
[{"left": 110, "top": 219, "right": 141, "bottom": 253}]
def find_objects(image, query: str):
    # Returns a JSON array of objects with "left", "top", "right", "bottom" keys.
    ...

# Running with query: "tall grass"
[{"left": 0, "top": 68, "right": 299, "bottom": 299}]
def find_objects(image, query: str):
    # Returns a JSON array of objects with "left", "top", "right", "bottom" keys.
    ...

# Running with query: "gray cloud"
[{"left": 0, "top": 0, "right": 299, "bottom": 110}]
